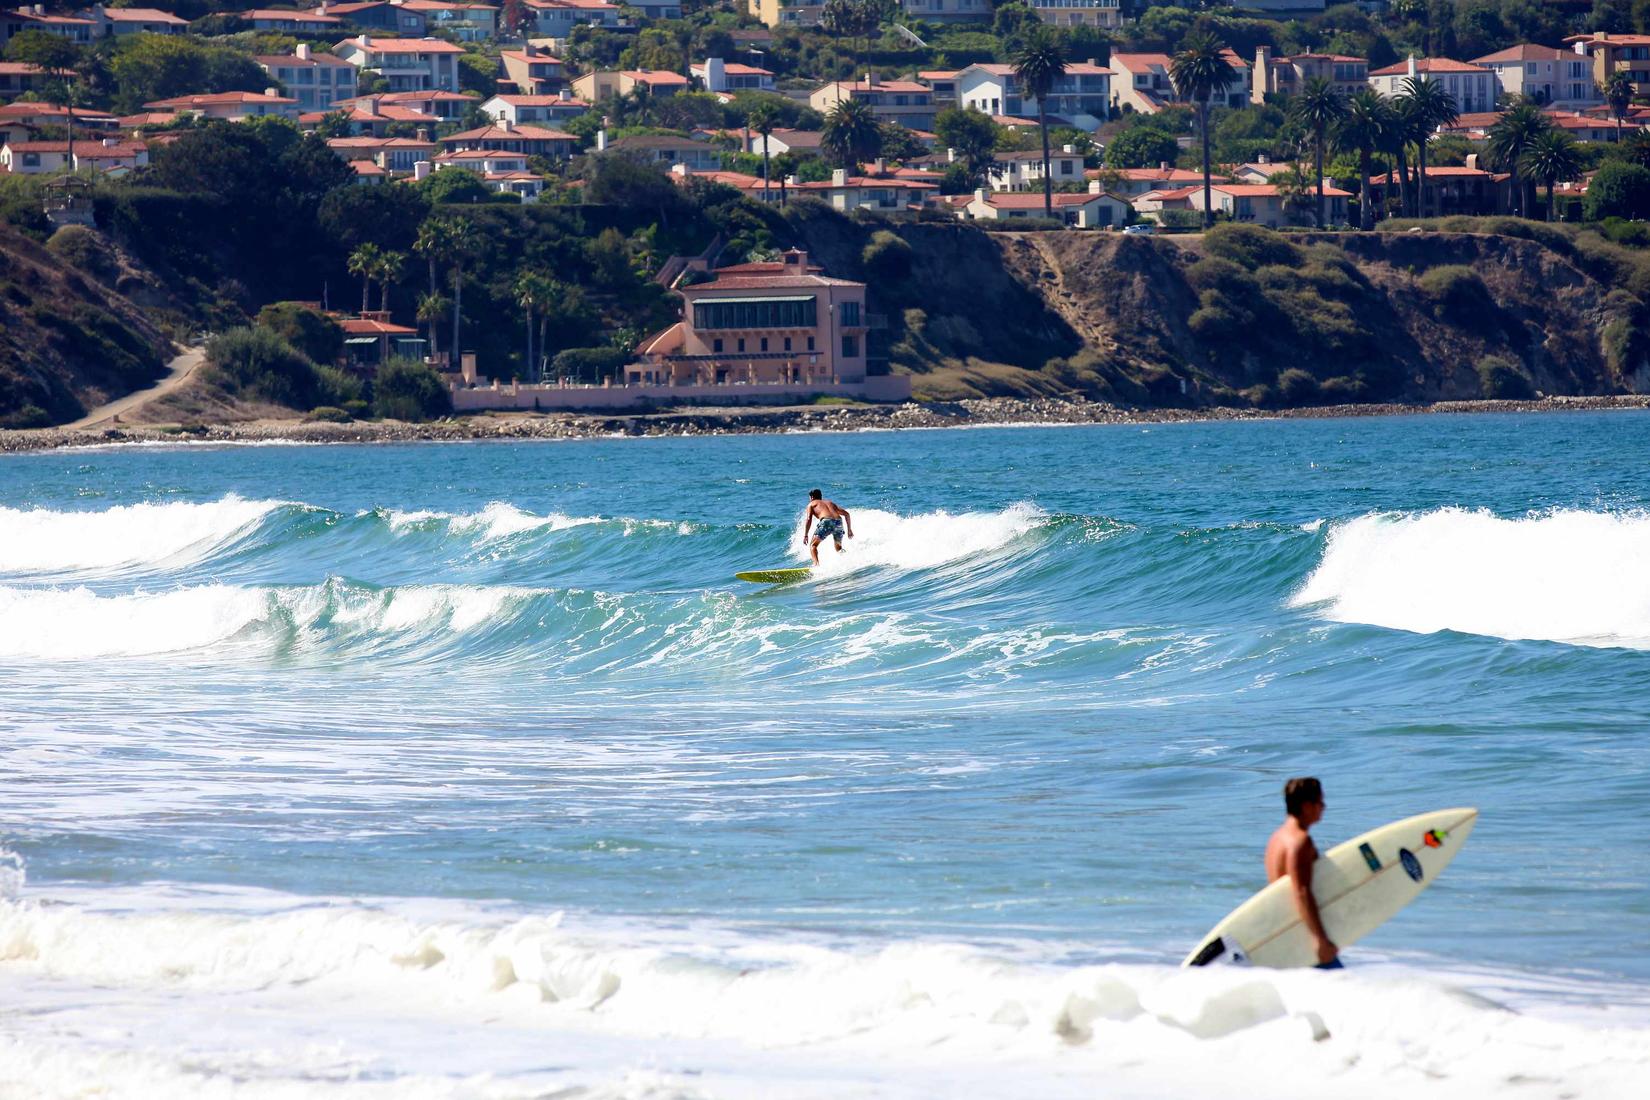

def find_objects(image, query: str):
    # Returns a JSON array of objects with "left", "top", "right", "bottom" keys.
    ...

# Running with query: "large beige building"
[
  {"left": 747, "top": 0, "right": 824, "bottom": 27},
  {"left": 633, "top": 249, "right": 869, "bottom": 388},
  {"left": 808, "top": 75, "right": 937, "bottom": 131}
]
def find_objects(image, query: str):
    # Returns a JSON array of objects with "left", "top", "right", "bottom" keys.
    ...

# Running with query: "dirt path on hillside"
[{"left": 65, "top": 345, "right": 206, "bottom": 430}]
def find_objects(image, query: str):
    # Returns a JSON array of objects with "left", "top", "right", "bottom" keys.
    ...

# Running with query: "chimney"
[
  {"left": 318, "top": 0, "right": 327, "bottom": 11},
  {"left": 413, "top": 160, "right": 431, "bottom": 181},
  {"left": 559, "top": 88, "right": 572, "bottom": 101},
  {"left": 671, "top": 162, "right": 687, "bottom": 176},
  {"left": 499, "top": 117, "right": 513, "bottom": 132},
  {"left": 416, "top": 126, "right": 430, "bottom": 142},
  {"left": 863, "top": 71, "right": 876, "bottom": 87},
  {"left": 785, "top": 174, "right": 798, "bottom": 186},
  {"left": 872, "top": 156, "right": 885, "bottom": 174},
  {"left": 1061, "top": 143, "right": 1074, "bottom": 154},
  {"left": 357, "top": 33, "right": 370, "bottom": 48},
  {"left": 1253, "top": 45, "right": 1270, "bottom": 105},
  {"left": 946, "top": 146, "right": 957, "bottom": 163},
  {"left": 595, "top": 128, "right": 607, "bottom": 151},
  {"left": 1257, "top": 153, "right": 1268, "bottom": 164},
  {"left": 265, "top": 87, "right": 279, "bottom": 97},
  {"left": 1406, "top": 54, "right": 1417, "bottom": 79},
  {"left": 296, "top": 43, "right": 311, "bottom": 61},
  {"left": 703, "top": 57, "right": 726, "bottom": 93},
  {"left": 1088, "top": 179, "right": 1101, "bottom": 194},
  {"left": 831, "top": 167, "right": 847, "bottom": 186},
  {"left": 525, "top": 43, "right": 538, "bottom": 57},
  {"left": 1465, "top": 152, "right": 1479, "bottom": 170},
  {"left": 1159, "top": 160, "right": 1171, "bottom": 171},
  {"left": 974, "top": 188, "right": 988, "bottom": 203},
  {"left": 103, "top": 137, "right": 118, "bottom": 147},
  {"left": 784, "top": 248, "right": 806, "bottom": 269},
  {"left": 366, "top": 95, "right": 380, "bottom": 114}
]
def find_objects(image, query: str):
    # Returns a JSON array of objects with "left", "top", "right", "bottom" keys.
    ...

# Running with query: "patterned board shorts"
[{"left": 813, "top": 517, "right": 844, "bottom": 541}]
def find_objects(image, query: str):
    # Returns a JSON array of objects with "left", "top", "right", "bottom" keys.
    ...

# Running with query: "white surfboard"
[{"left": 1183, "top": 807, "right": 1477, "bottom": 968}]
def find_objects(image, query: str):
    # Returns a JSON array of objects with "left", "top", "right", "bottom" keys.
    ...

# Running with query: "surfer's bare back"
[
  {"left": 802, "top": 489, "right": 853, "bottom": 565},
  {"left": 1266, "top": 777, "right": 1340, "bottom": 968}
]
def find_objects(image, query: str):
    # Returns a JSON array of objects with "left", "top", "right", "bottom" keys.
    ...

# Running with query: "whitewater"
[{"left": 2, "top": 414, "right": 1649, "bottom": 1099}]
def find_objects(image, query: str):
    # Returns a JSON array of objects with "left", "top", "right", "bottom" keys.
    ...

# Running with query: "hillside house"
[
  {"left": 1368, "top": 56, "right": 1497, "bottom": 114},
  {"left": 500, "top": 46, "right": 567, "bottom": 95},
  {"left": 809, "top": 75, "right": 937, "bottom": 131},
  {"left": 522, "top": 0, "right": 621, "bottom": 39},
  {"left": 90, "top": 5, "right": 187, "bottom": 35},
  {"left": 246, "top": 9, "right": 344, "bottom": 32},
  {"left": 1564, "top": 32, "right": 1650, "bottom": 100},
  {"left": 965, "top": 185, "right": 1130, "bottom": 227},
  {"left": 1473, "top": 44, "right": 1598, "bottom": 107},
  {"left": 692, "top": 59, "right": 774, "bottom": 94},
  {"left": 398, "top": 0, "right": 496, "bottom": 41},
  {"left": 333, "top": 34, "right": 463, "bottom": 93},
  {"left": 481, "top": 91, "right": 589, "bottom": 126},
  {"left": 441, "top": 119, "right": 575, "bottom": 159},
  {"left": 0, "top": 136, "right": 147, "bottom": 174},
  {"left": 1251, "top": 48, "right": 1367, "bottom": 103},
  {"left": 310, "top": 1, "right": 427, "bottom": 33},
  {"left": 256, "top": 45, "right": 358, "bottom": 112},
  {"left": 143, "top": 90, "right": 300, "bottom": 122},
  {"left": 956, "top": 60, "right": 1111, "bottom": 129},
  {"left": 607, "top": 133, "right": 722, "bottom": 171},
  {"left": 1028, "top": 0, "right": 1121, "bottom": 28},
  {"left": 571, "top": 69, "right": 689, "bottom": 101},
  {"left": 987, "top": 146, "right": 1086, "bottom": 191}
]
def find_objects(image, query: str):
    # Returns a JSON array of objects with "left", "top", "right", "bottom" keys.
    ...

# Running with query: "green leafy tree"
[
  {"left": 1169, "top": 31, "right": 1230, "bottom": 229},
  {"left": 5, "top": 31, "right": 83, "bottom": 168},
  {"left": 1338, "top": 89, "right": 1395, "bottom": 230},
  {"left": 1624, "top": 129, "right": 1650, "bottom": 169},
  {"left": 418, "top": 166, "right": 494, "bottom": 205},
  {"left": 1012, "top": 25, "right": 1069, "bottom": 220},
  {"left": 1583, "top": 160, "right": 1650, "bottom": 221},
  {"left": 1289, "top": 76, "right": 1346, "bottom": 228},
  {"left": 822, "top": 97, "right": 881, "bottom": 170},
  {"left": 934, "top": 107, "right": 1000, "bottom": 187},
  {"left": 1520, "top": 129, "right": 1582, "bottom": 221},
  {"left": 108, "top": 35, "right": 269, "bottom": 115},
  {"left": 1485, "top": 99, "right": 1551, "bottom": 217},
  {"left": 1103, "top": 125, "right": 1178, "bottom": 169},
  {"left": 255, "top": 302, "right": 344, "bottom": 365},
  {"left": 1400, "top": 76, "right": 1458, "bottom": 219},
  {"left": 348, "top": 243, "right": 383, "bottom": 316},
  {"left": 372, "top": 359, "right": 452, "bottom": 421}
]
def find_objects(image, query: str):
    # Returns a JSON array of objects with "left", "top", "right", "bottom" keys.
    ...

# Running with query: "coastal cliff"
[{"left": 3, "top": 212, "right": 1648, "bottom": 426}]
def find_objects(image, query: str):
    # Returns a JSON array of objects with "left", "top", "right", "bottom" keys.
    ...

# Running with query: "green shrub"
[
  {"left": 1318, "top": 376, "right": 1369, "bottom": 403},
  {"left": 0, "top": 403, "right": 51, "bottom": 429},
  {"left": 1202, "top": 223, "right": 1302, "bottom": 270},
  {"left": 1276, "top": 368, "right": 1320, "bottom": 406},
  {"left": 551, "top": 345, "right": 629, "bottom": 382},
  {"left": 1475, "top": 355, "right": 1534, "bottom": 399},
  {"left": 1417, "top": 265, "right": 1494, "bottom": 320},
  {"left": 306, "top": 405, "right": 353, "bottom": 422},
  {"left": 46, "top": 226, "right": 118, "bottom": 283},
  {"left": 1475, "top": 217, "right": 1575, "bottom": 256},
  {"left": 1188, "top": 301, "right": 1242, "bottom": 341},
  {"left": 861, "top": 230, "right": 914, "bottom": 280},
  {"left": 342, "top": 398, "right": 370, "bottom": 418},
  {"left": 256, "top": 301, "right": 344, "bottom": 365},
  {"left": 372, "top": 358, "right": 451, "bottom": 421},
  {"left": 204, "top": 327, "right": 354, "bottom": 410},
  {"left": 1242, "top": 383, "right": 1274, "bottom": 407},
  {"left": 1598, "top": 217, "right": 1650, "bottom": 248}
]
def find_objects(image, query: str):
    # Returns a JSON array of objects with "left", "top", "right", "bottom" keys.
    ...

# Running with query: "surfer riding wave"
[{"left": 802, "top": 489, "right": 854, "bottom": 565}]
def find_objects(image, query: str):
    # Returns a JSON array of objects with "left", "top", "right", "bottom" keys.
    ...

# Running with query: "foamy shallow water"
[{"left": 3, "top": 414, "right": 1650, "bottom": 1096}]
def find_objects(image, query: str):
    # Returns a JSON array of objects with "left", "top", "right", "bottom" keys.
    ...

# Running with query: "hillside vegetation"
[{"left": 0, "top": 225, "right": 174, "bottom": 428}]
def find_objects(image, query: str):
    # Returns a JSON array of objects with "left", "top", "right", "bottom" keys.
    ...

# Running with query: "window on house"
[
  {"left": 840, "top": 301, "right": 860, "bottom": 326},
  {"left": 1061, "top": 159, "right": 1073, "bottom": 174},
  {"left": 712, "top": 338, "right": 723, "bottom": 353},
  {"left": 760, "top": 337, "right": 768, "bottom": 351},
  {"left": 807, "top": 336, "right": 815, "bottom": 351},
  {"left": 841, "top": 334, "right": 859, "bottom": 358},
  {"left": 737, "top": 338, "right": 745, "bottom": 352}
]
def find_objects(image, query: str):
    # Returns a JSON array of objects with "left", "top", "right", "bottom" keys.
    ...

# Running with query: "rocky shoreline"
[{"left": 5, "top": 394, "right": 1650, "bottom": 454}]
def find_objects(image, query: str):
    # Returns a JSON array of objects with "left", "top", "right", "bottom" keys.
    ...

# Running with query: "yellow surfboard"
[
  {"left": 735, "top": 568, "right": 812, "bottom": 584},
  {"left": 1184, "top": 807, "right": 1478, "bottom": 968}
]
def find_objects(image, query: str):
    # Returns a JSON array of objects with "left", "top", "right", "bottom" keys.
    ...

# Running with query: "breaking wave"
[
  {"left": 1293, "top": 508, "right": 1650, "bottom": 648},
  {"left": 0, "top": 496, "right": 290, "bottom": 573}
]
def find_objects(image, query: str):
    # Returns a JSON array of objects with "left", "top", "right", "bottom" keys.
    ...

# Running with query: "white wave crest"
[
  {"left": 0, "top": 496, "right": 287, "bottom": 574},
  {"left": 0, "top": 849, "right": 22, "bottom": 901},
  {"left": 0, "top": 582, "right": 518, "bottom": 659},
  {"left": 1, "top": 892, "right": 1648, "bottom": 1099},
  {"left": 383, "top": 503, "right": 624, "bottom": 541},
  {"left": 793, "top": 503, "right": 1046, "bottom": 574},
  {"left": 1293, "top": 508, "right": 1650, "bottom": 647}
]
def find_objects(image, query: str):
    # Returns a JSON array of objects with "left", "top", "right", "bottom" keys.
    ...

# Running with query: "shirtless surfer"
[
  {"left": 801, "top": 489, "right": 853, "bottom": 565},
  {"left": 1265, "top": 777, "right": 1340, "bottom": 968}
]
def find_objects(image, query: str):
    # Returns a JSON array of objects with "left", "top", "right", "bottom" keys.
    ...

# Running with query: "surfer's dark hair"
[
  {"left": 1284, "top": 777, "right": 1323, "bottom": 816},
  {"left": 809, "top": 489, "right": 822, "bottom": 499}
]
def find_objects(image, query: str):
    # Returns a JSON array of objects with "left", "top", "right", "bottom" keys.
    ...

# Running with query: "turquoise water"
[{"left": 3, "top": 415, "right": 1650, "bottom": 1097}]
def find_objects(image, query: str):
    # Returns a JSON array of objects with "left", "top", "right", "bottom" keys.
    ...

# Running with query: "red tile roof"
[
  {"left": 1472, "top": 44, "right": 1566, "bottom": 63},
  {"left": 440, "top": 123, "right": 575, "bottom": 142},
  {"left": 101, "top": 7, "right": 188, "bottom": 23},
  {"left": 1369, "top": 58, "right": 1491, "bottom": 76},
  {"left": 340, "top": 37, "right": 467, "bottom": 54}
]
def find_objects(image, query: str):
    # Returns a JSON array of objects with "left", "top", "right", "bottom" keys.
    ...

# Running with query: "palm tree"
[
  {"left": 822, "top": 97, "right": 880, "bottom": 171},
  {"left": 1602, "top": 70, "right": 1634, "bottom": 143},
  {"left": 1169, "top": 32, "right": 1232, "bottom": 229},
  {"left": 1338, "top": 89, "right": 1394, "bottom": 230},
  {"left": 1625, "top": 129, "right": 1650, "bottom": 168},
  {"left": 441, "top": 216, "right": 480, "bottom": 367},
  {"left": 1520, "top": 129, "right": 1582, "bottom": 222},
  {"left": 374, "top": 250, "right": 405, "bottom": 314},
  {"left": 513, "top": 272, "right": 555, "bottom": 381},
  {"left": 417, "top": 292, "right": 449, "bottom": 364},
  {"left": 1289, "top": 76, "right": 1345, "bottom": 228},
  {"left": 1387, "top": 92, "right": 1421, "bottom": 217},
  {"left": 413, "top": 217, "right": 452, "bottom": 302},
  {"left": 1485, "top": 99, "right": 1551, "bottom": 218},
  {"left": 1400, "top": 76, "right": 1458, "bottom": 220},
  {"left": 1012, "top": 26, "right": 1069, "bottom": 220},
  {"left": 347, "top": 243, "right": 383, "bottom": 316},
  {"left": 747, "top": 100, "right": 779, "bottom": 204}
]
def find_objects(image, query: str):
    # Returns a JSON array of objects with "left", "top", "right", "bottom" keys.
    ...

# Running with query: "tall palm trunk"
[
  {"left": 1038, "top": 101, "right": 1053, "bottom": 220},
  {"left": 523, "top": 304, "right": 533, "bottom": 381},
  {"left": 1416, "top": 141, "right": 1430, "bottom": 219},
  {"left": 1199, "top": 101, "right": 1212, "bottom": 229},
  {"left": 1546, "top": 178, "right": 1556, "bottom": 222},
  {"left": 1395, "top": 145, "right": 1410, "bottom": 218},
  {"left": 450, "top": 262, "right": 464, "bottom": 367},
  {"left": 761, "top": 135, "right": 771, "bottom": 204},
  {"left": 1358, "top": 148, "right": 1373, "bottom": 231},
  {"left": 1314, "top": 129, "right": 1326, "bottom": 228},
  {"left": 360, "top": 274, "right": 371, "bottom": 315}
]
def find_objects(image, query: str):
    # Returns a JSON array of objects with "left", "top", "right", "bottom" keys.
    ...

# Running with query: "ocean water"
[{"left": 2, "top": 414, "right": 1649, "bottom": 1099}]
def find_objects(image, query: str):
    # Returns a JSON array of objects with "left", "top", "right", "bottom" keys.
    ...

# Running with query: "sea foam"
[
  {"left": 793, "top": 503, "right": 1047, "bottom": 575},
  {"left": 1293, "top": 507, "right": 1650, "bottom": 648}
]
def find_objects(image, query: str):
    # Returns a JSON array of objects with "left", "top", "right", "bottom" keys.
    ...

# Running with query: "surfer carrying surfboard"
[
  {"left": 801, "top": 489, "right": 854, "bottom": 565},
  {"left": 1265, "top": 777, "right": 1340, "bottom": 968}
]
